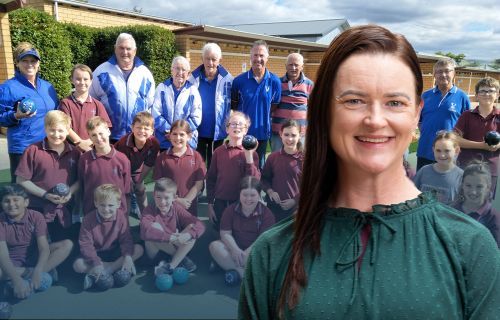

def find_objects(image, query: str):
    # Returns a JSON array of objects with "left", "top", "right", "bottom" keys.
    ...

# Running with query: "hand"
[
  {"left": 230, "top": 248, "right": 246, "bottom": 268},
  {"left": 280, "top": 199, "right": 296, "bottom": 211},
  {"left": 44, "top": 192, "right": 63, "bottom": 205},
  {"left": 30, "top": 268, "right": 42, "bottom": 291},
  {"left": 14, "top": 101, "right": 36, "bottom": 120},
  {"left": 12, "top": 277, "right": 32, "bottom": 299},
  {"left": 485, "top": 142, "right": 500, "bottom": 152},
  {"left": 268, "top": 190, "right": 281, "bottom": 203},
  {"left": 78, "top": 139, "right": 93, "bottom": 152},
  {"left": 58, "top": 192, "right": 72, "bottom": 204},
  {"left": 121, "top": 255, "right": 136, "bottom": 275},
  {"left": 175, "top": 197, "right": 192, "bottom": 210},
  {"left": 176, "top": 232, "right": 192, "bottom": 245},
  {"left": 89, "top": 264, "right": 105, "bottom": 280},
  {"left": 207, "top": 204, "right": 217, "bottom": 224},
  {"left": 151, "top": 222, "right": 164, "bottom": 231}
]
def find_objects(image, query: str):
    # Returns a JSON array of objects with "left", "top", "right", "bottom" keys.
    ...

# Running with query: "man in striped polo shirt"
[{"left": 271, "top": 53, "right": 314, "bottom": 151}]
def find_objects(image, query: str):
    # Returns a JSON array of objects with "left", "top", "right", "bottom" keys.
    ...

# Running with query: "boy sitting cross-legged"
[{"left": 140, "top": 178, "right": 205, "bottom": 277}]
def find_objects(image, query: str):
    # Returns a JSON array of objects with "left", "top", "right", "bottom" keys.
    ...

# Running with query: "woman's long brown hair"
[{"left": 276, "top": 24, "right": 423, "bottom": 317}]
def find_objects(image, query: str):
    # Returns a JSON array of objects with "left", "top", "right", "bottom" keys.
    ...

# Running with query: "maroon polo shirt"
[
  {"left": 454, "top": 107, "right": 500, "bottom": 176},
  {"left": 114, "top": 133, "right": 160, "bottom": 184},
  {"left": 153, "top": 147, "right": 206, "bottom": 215},
  {"left": 220, "top": 202, "right": 275, "bottom": 250},
  {"left": 78, "top": 146, "right": 132, "bottom": 214},
  {"left": 78, "top": 208, "right": 134, "bottom": 267},
  {"left": 206, "top": 142, "right": 260, "bottom": 203},
  {"left": 140, "top": 202, "right": 205, "bottom": 242},
  {"left": 15, "top": 139, "right": 80, "bottom": 213},
  {"left": 261, "top": 149, "right": 303, "bottom": 202},
  {"left": 58, "top": 94, "right": 112, "bottom": 140},
  {"left": 0, "top": 209, "right": 47, "bottom": 267}
]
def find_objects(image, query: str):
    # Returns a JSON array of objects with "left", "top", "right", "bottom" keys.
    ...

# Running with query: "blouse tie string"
[{"left": 335, "top": 213, "right": 396, "bottom": 305}]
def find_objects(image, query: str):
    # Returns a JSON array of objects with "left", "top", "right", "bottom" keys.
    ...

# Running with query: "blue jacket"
[
  {"left": 188, "top": 64, "right": 233, "bottom": 141},
  {"left": 0, "top": 71, "right": 58, "bottom": 154},
  {"left": 152, "top": 79, "right": 202, "bottom": 150},
  {"left": 89, "top": 55, "right": 155, "bottom": 140}
]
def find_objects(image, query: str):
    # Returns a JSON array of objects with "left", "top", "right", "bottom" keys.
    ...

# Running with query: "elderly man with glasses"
[{"left": 416, "top": 58, "right": 471, "bottom": 170}]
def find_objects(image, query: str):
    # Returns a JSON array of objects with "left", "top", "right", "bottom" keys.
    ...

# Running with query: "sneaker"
[
  {"left": 208, "top": 260, "right": 222, "bottom": 273},
  {"left": 83, "top": 274, "right": 96, "bottom": 290},
  {"left": 179, "top": 256, "right": 197, "bottom": 273},
  {"left": 154, "top": 260, "right": 173, "bottom": 276},
  {"left": 48, "top": 268, "right": 59, "bottom": 283}
]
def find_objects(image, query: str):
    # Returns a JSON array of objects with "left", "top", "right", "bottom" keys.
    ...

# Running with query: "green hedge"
[
  {"left": 9, "top": 8, "right": 73, "bottom": 98},
  {"left": 9, "top": 8, "right": 178, "bottom": 98}
]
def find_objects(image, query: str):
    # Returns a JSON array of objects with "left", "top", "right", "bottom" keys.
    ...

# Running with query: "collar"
[
  {"left": 125, "top": 132, "right": 152, "bottom": 151},
  {"left": 432, "top": 85, "right": 458, "bottom": 94},
  {"left": 166, "top": 145, "right": 194, "bottom": 157},
  {"left": 14, "top": 70, "right": 40, "bottom": 89},
  {"left": 1, "top": 211, "right": 28, "bottom": 225},
  {"left": 155, "top": 205, "right": 174, "bottom": 218},
  {"left": 108, "top": 55, "right": 144, "bottom": 68},
  {"left": 283, "top": 72, "right": 305, "bottom": 83},
  {"left": 279, "top": 148, "right": 303, "bottom": 160},
  {"left": 163, "top": 78, "right": 193, "bottom": 90},
  {"left": 42, "top": 138, "right": 74, "bottom": 155},
  {"left": 70, "top": 93, "right": 92, "bottom": 104},
  {"left": 95, "top": 210, "right": 117, "bottom": 223},
  {"left": 235, "top": 202, "right": 263, "bottom": 218},
  {"left": 224, "top": 140, "right": 243, "bottom": 150},
  {"left": 471, "top": 106, "right": 499, "bottom": 117},
  {"left": 90, "top": 145, "right": 116, "bottom": 160},
  {"left": 247, "top": 68, "right": 269, "bottom": 81}
]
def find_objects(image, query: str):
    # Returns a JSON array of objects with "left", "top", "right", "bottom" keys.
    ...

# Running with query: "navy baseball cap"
[{"left": 17, "top": 49, "right": 41, "bottom": 61}]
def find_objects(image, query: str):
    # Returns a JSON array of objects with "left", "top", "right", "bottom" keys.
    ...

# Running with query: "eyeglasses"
[
  {"left": 228, "top": 122, "right": 247, "bottom": 128},
  {"left": 477, "top": 89, "right": 497, "bottom": 95},
  {"left": 435, "top": 69, "right": 454, "bottom": 75}
]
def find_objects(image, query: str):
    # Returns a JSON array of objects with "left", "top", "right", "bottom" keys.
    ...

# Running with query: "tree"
[{"left": 435, "top": 51, "right": 466, "bottom": 64}]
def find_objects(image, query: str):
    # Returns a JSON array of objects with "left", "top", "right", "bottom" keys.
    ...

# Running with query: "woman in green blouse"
[{"left": 239, "top": 25, "right": 500, "bottom": 319}]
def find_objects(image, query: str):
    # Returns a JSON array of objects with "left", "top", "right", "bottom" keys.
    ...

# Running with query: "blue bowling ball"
[
  {"left": 95, "top": 273, "right": 114, "bottom": 291},
  {"left": 155, "top": 274, "right": 173, "bottom": 292},
  {"left": 113, "top": 270, "right": 132, "bottom": 288},
  {"left": 172, "top": 267, "right": 189, "bottom": 285},
  {"left": 0, "top": 302, "right": 12, "bottom": 319},
  {"left": 35, "top": 272, "right": 52, "bottom": 292},
  {"left": 224, "top": 270, "right": 241, "bottom": 286},
  {"left": 19, "top": 98, "right": 37, "bottom": 113}
]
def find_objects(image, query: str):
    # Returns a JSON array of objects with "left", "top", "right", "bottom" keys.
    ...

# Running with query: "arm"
[
  {"left": 0, "top": 241, "right": 31, "bottom": 298},
  {"left": 140, "top": 214, "right": 171, "bottom": 242},
  {"left": 244, "top": 151, "right": 261, "bottom": 179},
  {"left": 455, "top": 134, "right": 500, "bottom": 152},
  {"left": 261, "top": 156, "right": 280, "bottom": 203},
  {"left": 152, "top": 85, "right": 172, "bottom": 135},
  {"left": 78, "top": 225, "right": 102, "bottom": 268},
  {"left": 32, "top": 234, "right": 50, "bottom": 290},
  {"left": 186, "top": 89, "right": 202, "bottom": 131},
  {"left": 16, "top": 176, "right": 61, "bottom": 205}
]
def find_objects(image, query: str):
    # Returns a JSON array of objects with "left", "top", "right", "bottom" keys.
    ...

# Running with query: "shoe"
[
  {"left": 48, "top": 268, "right": 59, "bottom": 283},
  {"left": 83, "top": 274, "right": 96, "bottom": 290},
  {"left": 154, "top": 260, "right": 173, "bottom": 276},
  {"left": 179, "top": 256, "right": 197, "bottom": 273},
  {"left": 208, "top": 260, "right": 222, "bottom": 273}
]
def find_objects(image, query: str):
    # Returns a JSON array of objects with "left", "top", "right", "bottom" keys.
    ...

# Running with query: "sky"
[{"left": 90, "top": 0, "right": 500, "bottom": 62}]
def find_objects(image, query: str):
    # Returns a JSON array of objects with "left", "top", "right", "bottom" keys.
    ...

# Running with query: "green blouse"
[{"left": 239, "top": 193, "right": 500, "bottom": 319}]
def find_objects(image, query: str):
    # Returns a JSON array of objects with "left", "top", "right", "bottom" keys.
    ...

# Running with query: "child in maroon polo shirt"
[
  {"left": 262, "top": 120, "right": 304, "bottom": 222},
  {"left": 209, "top": 176, "right": 275, "bottom": 282},
  {"left": 206, "top": 111, "right": 260, "bottom": 230},
  {"left": 59, "top": 64, "right": 112, "bottom": 153},
  {"left": 453, "top": 161, "right": 500, "bottom": 247},
  {"left": 78, "top": 116, "right": 132, "bottom": 215},
  {"left": 0, "top": 184, "right": 73, "bottom": 299},
  {"left": 15, "top": 110, "right": 81, "bottom": 241},
  {"left": 115, "top": 111, "right": 160, "bottom": 218},
  {"left": 454, "top": 76, "right": 500, "bottom": 198},
  {"left": 153, "top": 119, "right": 206, "bottom": 216},
  {"left": 73, "top": 184, "right": 143, "bottom": 290},
  {"left": 140, "top": 178, "right": 205, "bottom": 276}
]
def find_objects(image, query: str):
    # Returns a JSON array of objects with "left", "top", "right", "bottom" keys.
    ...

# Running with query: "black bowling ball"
[
  {"left": 242, "top": 135, "right": 258, "bottom": 150},
  {"left": 484, "top": 131, "right": 500, "bottom": 146}
]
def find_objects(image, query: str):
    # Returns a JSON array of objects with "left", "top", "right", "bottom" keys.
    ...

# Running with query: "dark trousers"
[
  {"left": 416, "top": 157, "right": 435, "bottom": 172},
  {"left": 213, "top": 199, "right": 234, "bottom": 232},
  {"left": 256, "top": 140, "right": 268, "bottom": 170},
  {"left": 9, "top": 153, "right": 23, "bottom": 183},
  {"left": 197, "top": 137, "right": 223, "bottom": 169}
]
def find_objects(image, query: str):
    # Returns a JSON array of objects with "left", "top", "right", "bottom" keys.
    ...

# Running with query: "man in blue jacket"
[{"left": 90, "top": 33, "right": 155, "bottom": 143}]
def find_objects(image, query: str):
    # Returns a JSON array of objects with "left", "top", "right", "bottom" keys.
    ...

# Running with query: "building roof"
[
  {"left": 173, "top": 25, "right": 329, "bottom": 51},
  {"left": 50, "top": 0, "right": 192, "bottom": 27},
  {"left": 219, "top": 19, "right": 349, "bottom": 38}
]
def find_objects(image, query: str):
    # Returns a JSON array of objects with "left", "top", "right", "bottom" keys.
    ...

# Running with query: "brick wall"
[{"left": 0, "top": 12, "right": 14, "bottom": 80}]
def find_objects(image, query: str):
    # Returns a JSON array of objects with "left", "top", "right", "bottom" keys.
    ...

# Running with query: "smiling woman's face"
[{"left": 329, "top": 53, "right": 421, "bottom": 176}]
